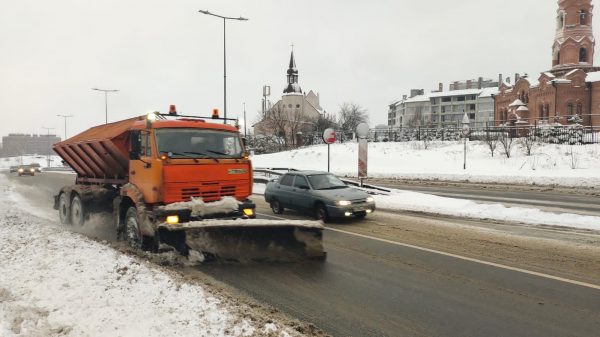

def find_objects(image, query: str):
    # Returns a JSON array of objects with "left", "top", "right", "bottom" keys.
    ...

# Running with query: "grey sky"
[{"left": 0, "top": 0, "right": 595, "bottom": 139}]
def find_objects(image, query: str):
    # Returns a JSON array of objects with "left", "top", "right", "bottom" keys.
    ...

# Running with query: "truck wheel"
[
  {"left": 58, "top": 193, "right": 71, "bottom": 225},
  {"left": 125, "top": 207, "right": 143, "bottom": 250},
  {"left": 70, "top": 195, "right": 85, "bottom": 226},
  {"left": 270, "top": 199, "right": 284, "bottom": 214},
  {"left": 314, "top": 203, "right": 329, "bottom": 222}
]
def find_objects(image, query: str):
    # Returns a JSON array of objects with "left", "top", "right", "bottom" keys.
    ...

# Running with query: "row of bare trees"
[{"left": 253, "top": 102, "right": 369, "bottom": 149}]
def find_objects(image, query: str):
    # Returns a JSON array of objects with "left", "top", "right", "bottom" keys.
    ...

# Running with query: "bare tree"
[
  {"left": 519, "top": 129, "right": 536, "bottom": 156},
  {"left": 498, "top": 128, "right": 514, "bottom": 158},
  {"left": 483, "top": 128, "right": 499, "bottom": 157},
  {"left": 406, "top": 107, "right": 431, "bottom": 128},
  {"left": 337, "top": 102, "right": 369, "bottom": 138},
  {"left": 253, "top": 103, "right": 317, "bottom": 150}
]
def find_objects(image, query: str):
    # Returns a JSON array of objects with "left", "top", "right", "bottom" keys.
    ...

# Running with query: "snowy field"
[
  {"left": 0, "top": 174, "right": 297, "bottom": 337},
  {"left": 252, "top": 141, "right": 600, "bottom": 188}
]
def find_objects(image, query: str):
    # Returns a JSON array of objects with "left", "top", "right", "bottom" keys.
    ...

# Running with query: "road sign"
[
  {"left": 323, "top": 128, "right": 336, "bottom": 144},
  {"left": 356, "top": 123, "right": 369, "bottom": 139}
]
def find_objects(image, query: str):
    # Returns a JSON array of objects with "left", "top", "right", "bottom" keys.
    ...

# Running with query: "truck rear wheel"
[
  {"left": 58, "top": 193, "right": 71, "bottom": 225},
  {"left": 70, "top": 195, "right": 85, "bottom": 226}
]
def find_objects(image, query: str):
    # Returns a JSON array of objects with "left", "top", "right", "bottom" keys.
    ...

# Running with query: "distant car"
[
  {"left": 29, "top": 163, "right": 42, "bottom": 172},
  {"left": 17, "top": 165, "right": 36, "bottom": 176},
  {"left": 9, "top": 166, "right": 19, "bottom": 173},
  {"left": 264, "top": 170, "right": 376, "bottom": 221}
]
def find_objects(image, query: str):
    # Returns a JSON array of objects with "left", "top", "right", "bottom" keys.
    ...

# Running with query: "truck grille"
[{"left": 165, "top": 181, "right": 247, "bottom": 203}]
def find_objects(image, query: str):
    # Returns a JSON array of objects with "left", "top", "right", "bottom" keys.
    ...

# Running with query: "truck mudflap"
[{"left": 158, "top": 219, "right": 326, "bottom": 262}]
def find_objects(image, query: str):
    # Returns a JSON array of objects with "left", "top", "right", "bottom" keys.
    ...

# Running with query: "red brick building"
[{"left": 495, "top": 0, "right": 600, "bottom": 127}]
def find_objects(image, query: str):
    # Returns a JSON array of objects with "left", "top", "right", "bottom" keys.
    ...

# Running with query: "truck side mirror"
[{"left": 130, "top": 130, "right": 141, "bottom": 160}]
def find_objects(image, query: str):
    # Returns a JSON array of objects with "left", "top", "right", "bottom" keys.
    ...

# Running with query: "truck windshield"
[
  {"left": 307, "top": 174, "right": 348, "bottom": 190},
  {"left": 155, "top": 128, "right": 243, "bottom": 159}
]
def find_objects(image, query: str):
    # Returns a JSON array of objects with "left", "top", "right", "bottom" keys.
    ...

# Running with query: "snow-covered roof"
[
  {"left": 552, "top": 78, "right": 572, "bottom": 84},
  {"left": 565, "top": 69, "right": 580, "bottom": 77},
  {"left": 509, "top": 99, "right": 525, "bottom": 107},
  {"left": 428, "top": 88, "right": 482, "bottom": 98},
  {"left": 586, "top": 71, "right": 600, "bottom": 83},
  {"left": 522, "top": 77, "right": 539, "bottom": 88},
  {"left": 516, "top": 105, "right": 529, "bottom": 112},
  {"left": 542, "top": 72, "right": 556, "bottom": 79},
  {"left": 403, "top": 93, "right": 431, "bottom": 103}
]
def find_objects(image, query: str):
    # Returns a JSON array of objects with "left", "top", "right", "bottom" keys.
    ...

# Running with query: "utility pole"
[
  {"left": 243, "top": 102, "right": 247, "bottom": 137},
  {"left": 92, "top": 88, "right": 119, "bottom": 124},
  {"left": 42, "top": 127, "right": 55, "bottom": 167},
  {"left": 57, "top": 115, "right": 73, "bottom": 140}
]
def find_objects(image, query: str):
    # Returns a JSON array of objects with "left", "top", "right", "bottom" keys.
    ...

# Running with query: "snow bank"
[
  {"left": 252, "top": 141, "right": 600, "bottom": 188},
  {"left": 0, "top": 155, "right": 62, "bottom": 170},
  {"left": 0, "top": 175, "right": 295, "bottom": 337}
]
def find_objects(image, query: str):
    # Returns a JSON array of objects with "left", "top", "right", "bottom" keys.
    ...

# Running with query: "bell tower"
[{"left": 552, "top": 0, "right": 595, "bottom": 71}]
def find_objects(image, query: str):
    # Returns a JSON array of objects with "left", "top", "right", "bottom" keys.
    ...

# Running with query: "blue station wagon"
[{"left": 264, "top": 171, "right": 375, "bottom": 221}]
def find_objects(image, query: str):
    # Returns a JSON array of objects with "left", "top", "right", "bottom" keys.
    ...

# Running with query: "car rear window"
[{"left": 280, "top": 174, "right": 294, "bottom": 186}]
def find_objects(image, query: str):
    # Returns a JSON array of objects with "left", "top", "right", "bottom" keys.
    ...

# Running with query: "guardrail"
[{"left": 253, "top": 168, "right": 391, "bottom": 195}]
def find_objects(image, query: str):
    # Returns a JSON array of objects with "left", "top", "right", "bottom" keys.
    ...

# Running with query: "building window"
[
  {"left": 579, "top": 48, "right": 588, "bottom": 62},
  {"left": 296, "top": 104, "right": 300, "bottom": 108},
  {"left": 577, "top": 102, "right": 583, "bottom": 115},
  {"left": 580, "top": 10, "right": 587, "bottom": 25},
  {"left": 567, "top": 102, "right": 574, "bottom": 115},
  {"left": 442, "top": 97, "right": 451, "bottom": 103},
  {"left": 558, "top": 12, "right": 564, "bottom": 29}
]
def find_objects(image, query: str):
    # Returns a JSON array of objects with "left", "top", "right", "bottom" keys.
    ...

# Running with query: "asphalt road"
[{"left": 5, "top": 172, "right": 600, "bottom": 337}]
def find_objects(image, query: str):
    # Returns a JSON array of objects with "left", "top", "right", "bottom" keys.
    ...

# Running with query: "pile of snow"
[
  {"left": 252, "top": 141, "right": 600, "bottom": 188},
  {"left": 0, "top": 175, "right": 296, "bottom": 337},
  {"left": 160, "top": 196, "right": 240, "bottom": 217}
]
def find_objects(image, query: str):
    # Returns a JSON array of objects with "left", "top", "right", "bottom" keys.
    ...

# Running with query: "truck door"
[{"left": 129, "top": 130, "right": 162, "bottom": 203}]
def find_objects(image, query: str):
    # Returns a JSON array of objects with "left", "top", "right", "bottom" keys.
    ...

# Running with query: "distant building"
[
  {"left": 0, "top": 133, "right": 61, "bottom": 157},
  {"left": 494, "top": 0, "right": 600, "bottom": 127},
  {"left": 254, "top": 51, "right": 324, "bottom": 142},
  {"left": 388, "top": 77, "right": 499, "bottom": 128}
]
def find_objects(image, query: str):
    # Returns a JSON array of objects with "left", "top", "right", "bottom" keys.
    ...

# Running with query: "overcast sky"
[{"left": 1, "top": 0, "right": 597, "bottom": 139}]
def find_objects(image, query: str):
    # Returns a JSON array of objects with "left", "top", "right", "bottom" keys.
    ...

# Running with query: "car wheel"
[
  {"left": 314, "top": 203, "right": 329, "bottom": 222},
  {"left": 58, "top": 193, "right": 71, "bottom": 225},
  {"left": 70, "top": 195, "right": 85, "bottom": 226},
  {"left": 270, "top": 199, "right": 284, "bottom": 214}
]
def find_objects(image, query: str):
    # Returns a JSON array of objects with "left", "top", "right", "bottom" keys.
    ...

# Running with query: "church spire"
[
  {"left": 552, "top": 0, "right": 595, "bottom": 71},
  {"left": 284, "top": 49, "right": 302, "bottom": 94}
]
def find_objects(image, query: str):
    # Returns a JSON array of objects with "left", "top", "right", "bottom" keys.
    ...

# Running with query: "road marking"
[{"left": 257, "top": 212, "right": 600, "bottom": 291}]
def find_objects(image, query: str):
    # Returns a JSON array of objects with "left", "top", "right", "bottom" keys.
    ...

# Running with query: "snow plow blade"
[{"left": 158, "top": 219, "right": 326, "bottom": 262}]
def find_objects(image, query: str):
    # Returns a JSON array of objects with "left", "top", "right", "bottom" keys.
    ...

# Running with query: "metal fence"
[{"left": 248, "top": 125, "right": 600, "bottom": 154}]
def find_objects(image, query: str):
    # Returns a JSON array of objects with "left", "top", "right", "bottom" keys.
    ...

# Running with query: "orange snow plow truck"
[{"left": 53, "top": 110, "right": 325, "bottom": 261}]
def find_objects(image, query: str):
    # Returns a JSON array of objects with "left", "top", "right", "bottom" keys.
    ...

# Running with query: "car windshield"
[
  {"left": 307, "top": 174, "right": 347, "bottom": 190},
  {"left": 155, "top": 128, "right": 243, "bottom": 159}
]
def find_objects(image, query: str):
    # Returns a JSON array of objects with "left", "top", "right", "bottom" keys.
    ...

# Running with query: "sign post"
[
  {"left": 323, "top": 128, "right": 336, "bottom": 172},
  {"left": 356, "top": 123, "right": 369, "bottom": 186}
]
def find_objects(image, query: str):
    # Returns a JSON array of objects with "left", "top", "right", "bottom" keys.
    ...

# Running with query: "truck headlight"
[
  {"left": 366, "top": 197, "right": 374, "bottom": 203},
  {"left": 337, "top": 200, "right": 351, "bottom": 206},
  {"left": 166, "top": 215, "right": 179, "bottom": 225}
]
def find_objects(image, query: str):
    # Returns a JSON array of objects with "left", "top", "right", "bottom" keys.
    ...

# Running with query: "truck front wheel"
[{"left": 125, "top": 207, "right": 155, "bottom": 251}]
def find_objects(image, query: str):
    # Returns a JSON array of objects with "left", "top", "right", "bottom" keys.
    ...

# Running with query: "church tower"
[
  {"left": 552, "top": 0, "right": 595, "bottom": 72},
  {"left": 283, "top": 51, "right": 302, "bottom": 94}
]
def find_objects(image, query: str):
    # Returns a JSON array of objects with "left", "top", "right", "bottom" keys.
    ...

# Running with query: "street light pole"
[
  {"left": 42, "top": 127, "right": 55, "bottom": 167},
  {"left": 92, "top": 88, "right": 119, "bottom": 124},
  {"left": 57, "top": 114, "right": 73, "bottom": 140},
  {"left": 243, "top": 102, "right": 247, "bottom": 137},
  {"left": 198, "top": 9, "right": 248, "bottom": 124}
]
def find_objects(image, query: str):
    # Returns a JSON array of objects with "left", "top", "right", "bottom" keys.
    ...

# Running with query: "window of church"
[
  {"left": 296, "top": 104, "right": 300, "bottom": 108},
  {"left": 577, "top": 102, "right": 583, "bottom": 115},
  {"left": 558, "top": 13, "right": 564, "bottom": 29},
  {"left": 579, "top": 48, "right": 588, "bottom": 62},
  {"left": 580, "top": 10, "right": 587, "bottom": 25},
  {"left": 567, "top": 103, "right": 574, "bottom": 115}
]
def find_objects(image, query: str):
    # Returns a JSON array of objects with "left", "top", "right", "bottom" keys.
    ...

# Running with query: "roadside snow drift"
[{"left": 0, "top": 177, "right": 294, "bottom": 337}]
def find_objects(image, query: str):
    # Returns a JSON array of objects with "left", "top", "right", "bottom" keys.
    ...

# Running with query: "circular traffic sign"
[
  {"left": 356, "top": 123, "right": 369, "bottom": 139},
  {"left": 323, "top": 128, "right": 336, "bottom": 144}
]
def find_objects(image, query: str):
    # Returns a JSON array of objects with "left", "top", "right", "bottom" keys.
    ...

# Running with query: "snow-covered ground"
[
  {"left": 252, "top": 141, "right": 600, "bottom": 188},
  {"left": 252, "top": 141, "right": 600, "bottom": 231},
  {"left": 0, "top": 174, "right": 297, "bottom": 337}
]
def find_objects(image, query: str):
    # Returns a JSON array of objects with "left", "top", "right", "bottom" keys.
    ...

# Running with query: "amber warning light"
[
  {"left": 169, "top": 105, "right": 177, "bottom": 115},
  {"left": 212, "top": 109, "right": 219, "bottom": 119}
]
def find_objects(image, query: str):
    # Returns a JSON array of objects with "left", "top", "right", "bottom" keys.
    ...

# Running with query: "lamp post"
[
  {"left": 461, "top": 112, "right": 470, "bottom": 170},
  {"left": 243, "top": 102, "right": 247, "bottom": 137},
  {"left": 57, "top": 114, "right": 73, "bottom": 140},
  {"left": 42, "top": 127, "right": 55, "bottom": 168},
  {"left": 198, "top": 9, "right": 248, "bottom": 124},
  {"left": 92, "top": 88, "right": 119, "bottom": 124}
]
